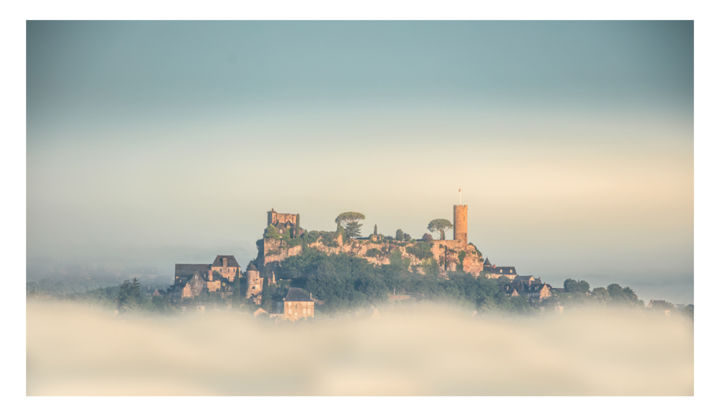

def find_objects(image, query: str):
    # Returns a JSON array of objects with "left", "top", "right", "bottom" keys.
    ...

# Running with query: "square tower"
[{"left": 453, "top": 204, "right": 468, "bottom": 244}]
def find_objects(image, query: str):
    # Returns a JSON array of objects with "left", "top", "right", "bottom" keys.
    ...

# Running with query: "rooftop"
[
  {"left": 284, "top": 287, "right": 314, "bottom": 302},
  {"left": 212, "top": 255, "right": 240, "bottom": 268}
]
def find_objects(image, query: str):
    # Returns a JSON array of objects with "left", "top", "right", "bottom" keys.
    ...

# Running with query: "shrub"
[
  {"left": 406, "top": 242, "right": 433, "bottom": 260},
  {"left": 263, "top": 224, "right": 283, "bottom": 240}
]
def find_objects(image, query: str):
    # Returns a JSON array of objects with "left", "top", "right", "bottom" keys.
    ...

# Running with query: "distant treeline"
[{"left": 26, "top": 275, "right": 169, "bottom": 297}]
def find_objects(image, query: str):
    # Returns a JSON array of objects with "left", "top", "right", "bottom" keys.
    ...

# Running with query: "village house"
[
  {"left": 504, "top": 275, "right": 553, "bottom": 303},
  {"left": 483, "top": 258, "right": 518, "bottom": 279},
  {"left": 283, "top": 287, "right": 315, "bottom": 321},
  {"left": 210, "top": 255, "right": 240, "bottom": 282},
  {"left": 174, "top": 255, "right": 241, "bottom": 299}
]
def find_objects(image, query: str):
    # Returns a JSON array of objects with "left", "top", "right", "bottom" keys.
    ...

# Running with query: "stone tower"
[
  {"left": 453, "top": 204, "right": 468, "bottom": 244},
  {"left": 245, "top": 264, "right": 263, "bottom": 304}
]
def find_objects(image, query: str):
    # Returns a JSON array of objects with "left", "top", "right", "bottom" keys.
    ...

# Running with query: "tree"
[
  {"left": 117, "top": 278, "right": 144, "bottom": 312},
  {"left": 649, "top": 300, "right": 675, "bottom": 311},
  {"left": 335, "top": 212, "right": 365, "bottom": 238},
  {"left": 263, "top": 224, "right": 283, "bottom": 239},
  {"left": 591, "top": 287, "right": 610, "bottom": 302},
  {"left": 606, "top": 283, "right": 641, "bottom": 306},
  {"left": 427, "top": 218, "right": 453, "bottom": 240},
  {"left": 622, "top": 286, "right": 640, "bottom": 305},
  {"left": 421, "top": 233, "right": 433, "bottom": 241},
  {"left": 563, "top": 278, "right": 580, "bottom": 292},
  {"left": 344, "top": 221, "right": 362, "bottom": 238},
  {"left": 607, "top": 283, "right": 624, "bottom": 299}
]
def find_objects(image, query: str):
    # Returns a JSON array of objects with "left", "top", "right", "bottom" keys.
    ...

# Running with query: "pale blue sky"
[{"left": 27, "top": 21, "right": 693, "bottom": 302}]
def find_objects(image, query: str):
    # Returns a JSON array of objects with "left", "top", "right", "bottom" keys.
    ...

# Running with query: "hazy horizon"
[{"left": 27, "top": 21, "right": 693, "bottom": 303}]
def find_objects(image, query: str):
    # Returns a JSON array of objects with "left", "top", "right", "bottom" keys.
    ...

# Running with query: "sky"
[{"left": 26, "top": 21, "right": 693, "bottom": 303}]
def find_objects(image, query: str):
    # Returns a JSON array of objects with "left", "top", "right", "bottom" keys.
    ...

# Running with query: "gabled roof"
[
  {"left": 284, "top": 287, "right": 314, "bottom": 302},
  {"left": 484, "top": 258, "right": 491, "bottom": 265},
  {"left": 212, "top": 255, "right": 240, "bottom": 267},
  {"left": 487, "top": 266, "right": 517, "bottom": 275},
  {"left": 516, "top": 275, "right": 536, "bottom": 281},
  {"left": 175, "top": 264, "right": 210, "bottom": 277}
]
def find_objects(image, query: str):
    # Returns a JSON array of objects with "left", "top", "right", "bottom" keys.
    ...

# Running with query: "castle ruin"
[{"left": 171, "top": 201, "right": 528, "bottom": 316}]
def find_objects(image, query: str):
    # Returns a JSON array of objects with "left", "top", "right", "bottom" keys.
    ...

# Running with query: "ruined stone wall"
[
  {"left": 260, "top": 235, "right": 485, "bottom": 277},
  {"left": 263, "top": 238, "right": 304, "bottom": 264},
  {"left": 430, "top": 239, "right": 484, "bottom": 276},
  {"left": 268, "top": 211, "right": 299, "bottom": 227}
]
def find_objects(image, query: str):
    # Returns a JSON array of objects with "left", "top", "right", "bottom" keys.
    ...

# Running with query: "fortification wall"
[
  {"left": 260, "top": 235, "right": 484, "bottom": 277},
  {"left": 268, "top": 211, "right": 299, "bottom": 227}
]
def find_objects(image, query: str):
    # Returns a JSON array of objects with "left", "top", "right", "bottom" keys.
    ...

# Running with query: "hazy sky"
[{"left": 26, "top": 21, "right": 693, "bottom": 302}]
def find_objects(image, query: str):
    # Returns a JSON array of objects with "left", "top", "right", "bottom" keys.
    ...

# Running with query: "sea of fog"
[{"left": 26, "top": 300, "right": 693, "bottom": 395}]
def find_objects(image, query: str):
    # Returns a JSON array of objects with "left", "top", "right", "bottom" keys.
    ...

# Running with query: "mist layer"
[{"left": 26, "top": 301, "right": 693, "bottom": 395}]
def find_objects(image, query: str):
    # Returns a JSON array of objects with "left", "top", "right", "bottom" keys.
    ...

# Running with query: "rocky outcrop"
[{"left": 256, "top": 233, "right": 485, "bottom": 277}]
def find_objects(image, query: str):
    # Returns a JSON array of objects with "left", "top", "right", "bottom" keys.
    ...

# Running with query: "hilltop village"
[{"left": 170, "top": 204, "right": 552, "bottom": 320}]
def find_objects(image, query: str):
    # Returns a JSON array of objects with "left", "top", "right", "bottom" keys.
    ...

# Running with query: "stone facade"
[
  {"left": 504, "top": 277, "right": 553, "bottom": 303},
  {"left": 268, "top": 209, "right": 300, "bottom": 229},
  {"left": 283, "top": 287, "right": 315, "bottom": 321},
  {"left": 246, "top": 265, "right": 263, "bottom": 304},
  {"left": 484, "top": 265, "right": 518, "bottom": 280},
  {"left": 284, "top": 300, "right": 314, "bottom": 321},
  {"left": 206, "top": 279, "right": 222, "bottom": 293},
  {"left": 181, "top": 271, "right": 206, "bottom": 298},
  {"left": 174, "top": 255, "right": 241, "bottom": 300},
  {"left": 210, "top": 255, "right": 239, "bottom": 282},
  {"left": 453, "top": 204, "right": 468, "bottom": 244}
]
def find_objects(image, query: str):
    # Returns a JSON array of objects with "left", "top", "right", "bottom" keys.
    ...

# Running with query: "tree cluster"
[
  {"left": 559, "top": 278, "right": 643, "bottom": 307},
  {"left": 275, "top": 248, "right": 533, "bottom": 313}
]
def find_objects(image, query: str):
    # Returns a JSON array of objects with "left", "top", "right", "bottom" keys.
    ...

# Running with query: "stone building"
[
  {"left": 530, "top": 283, "right": 552, "bottom": 302},
  {"left": 283, "top": 287, "right": 315, "bottom": 321},
  {"left": 504, "top": 276, "right": 552, "bottom": 303},
  {"left": 268, "top": 209, "right": 302, "bottom": 237},
  {"left": 516, "top": 275, "right": 538, "bottom": 286},
  {"left": 181, "top": 271, "right": 206, "bottom": 299},
  {"left": 175, "top": 263, "right": 210, "bottom": 285},
  {"left": 453, "top": 204, "right": 468, "bottom": 244},
  {"left": 483, "top": 258, "right": 518, "bottom": 279},
  {"left": 210, "top": 255, "right": 240, "bottom": 282},
  {"left": 174, "top": 255, "right": 241, "bottom": 300},
  {"left": 246, "top": 263, "right": 263, "bottom": 304}
]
